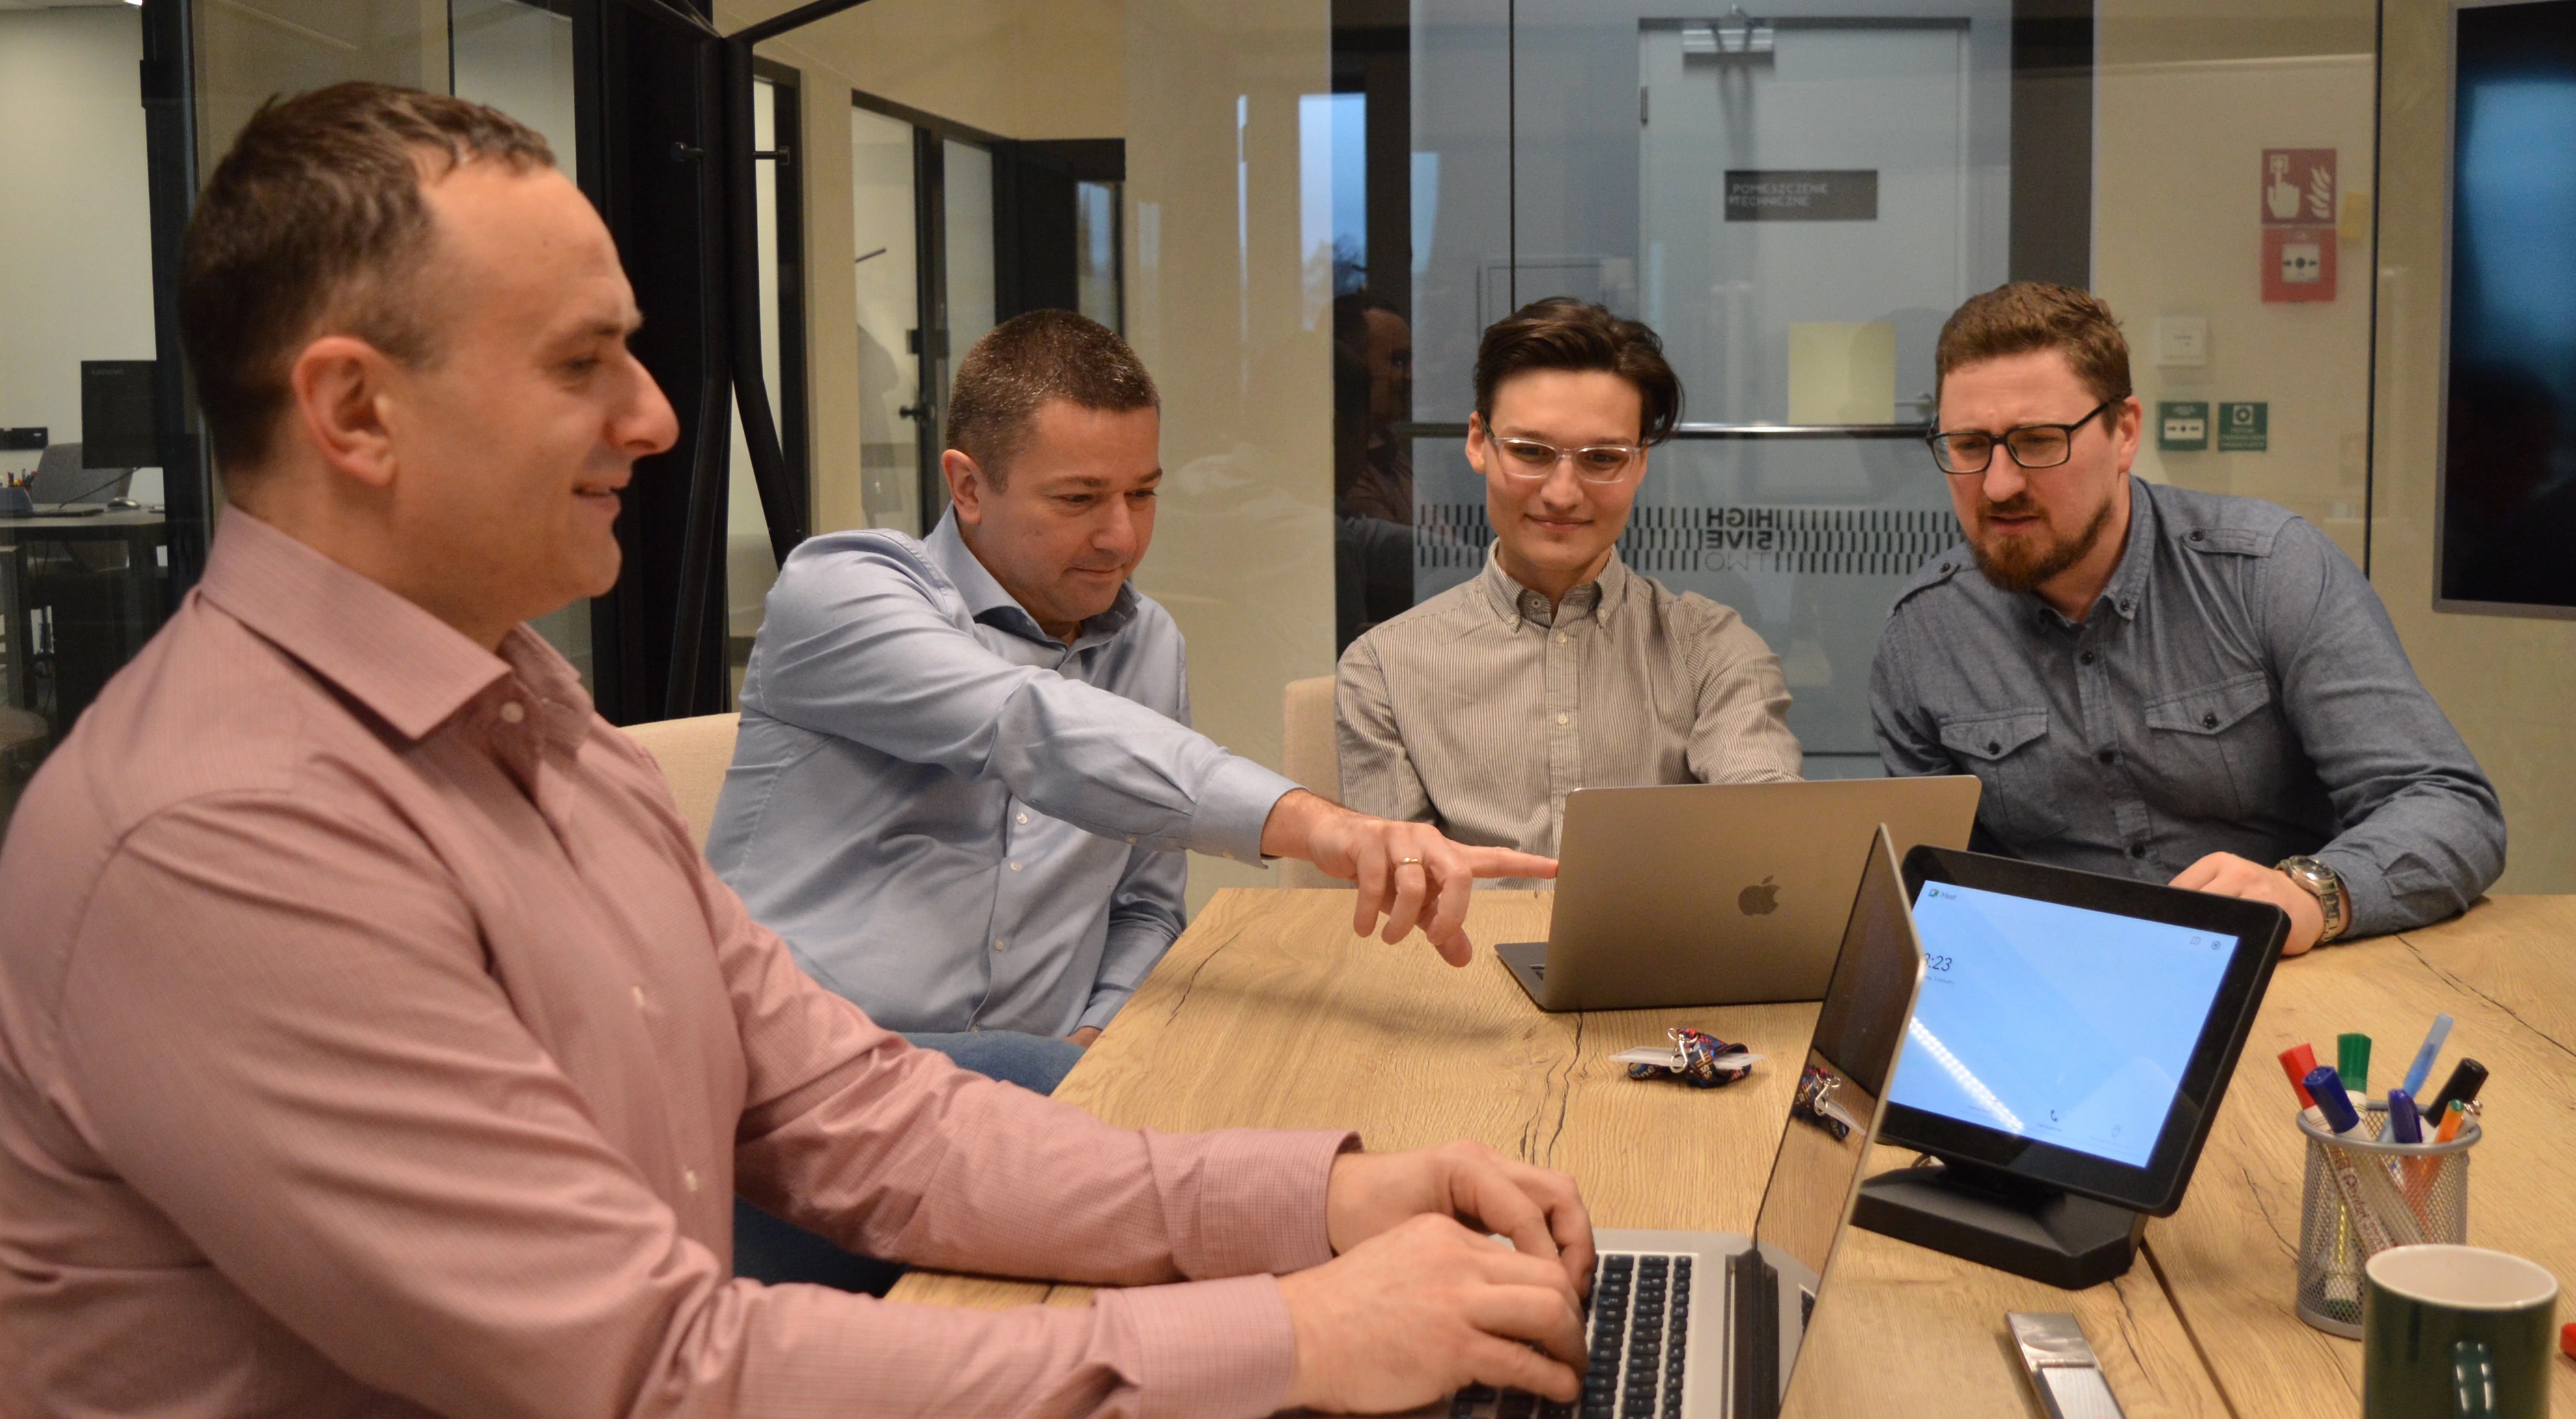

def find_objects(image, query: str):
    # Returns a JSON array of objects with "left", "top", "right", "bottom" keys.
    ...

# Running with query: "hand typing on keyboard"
[
  {"left": 1276, "top": 1141, "right": 1596, "bottom": 1412},
  {"left": 1279, "top": 1213, "right": 1587, "bottom": 1412}
]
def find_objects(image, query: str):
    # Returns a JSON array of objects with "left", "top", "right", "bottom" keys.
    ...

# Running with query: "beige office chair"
[
  {"left": 621, "top": 711, "right": 740, "bottom": 850},
  {"left": 1279, "top": 676, "right": 1340, "bottom": 888}
]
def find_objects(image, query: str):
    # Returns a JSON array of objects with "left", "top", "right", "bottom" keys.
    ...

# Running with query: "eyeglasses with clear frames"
[
  {"left": 1490, "top": 435, "right": 1647, "bottom": 483},
  {"left": 1924, "top": 399, "right": 2119, "bottom": 476}
]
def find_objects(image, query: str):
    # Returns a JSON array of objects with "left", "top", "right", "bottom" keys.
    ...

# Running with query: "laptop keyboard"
[{"left": 1450, "top": 1251, "right": 1693, "bottom": 1419}]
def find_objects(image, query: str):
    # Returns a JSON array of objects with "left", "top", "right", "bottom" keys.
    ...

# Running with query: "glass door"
[
  {"left": 851, "top": 103, "right": 925, "bottom": 532},
  {"left": 848, "top": 94, "right": 1002, "bottom": 534},
  {"left": 1410, "top": 0, "right": 2028, "bottom": 775}
]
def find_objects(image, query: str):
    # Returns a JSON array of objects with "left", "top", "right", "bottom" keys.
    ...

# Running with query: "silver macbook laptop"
[
  {"left": 1499, "top": 777, "right": 1976, "bottom": 1011},
  {"left": 1451, "top": 825, "right": 1928, "bottom": 1419}
]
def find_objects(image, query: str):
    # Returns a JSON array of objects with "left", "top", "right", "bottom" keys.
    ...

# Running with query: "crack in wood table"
[{"left": 890, "top": 889, "right": 2576, "bottom": 1417}]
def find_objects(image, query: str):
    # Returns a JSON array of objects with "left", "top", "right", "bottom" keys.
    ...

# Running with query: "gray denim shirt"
[{"left": 1869, "top": 478, "right": 2504, "bottom": 938}]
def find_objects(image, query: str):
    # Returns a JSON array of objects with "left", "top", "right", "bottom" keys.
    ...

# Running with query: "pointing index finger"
[{"left": 1461, "top": 847, "right": 1559, "bottom": 880}]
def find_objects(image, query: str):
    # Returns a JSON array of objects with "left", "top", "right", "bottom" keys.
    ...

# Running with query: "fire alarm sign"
[{"left": 2261, "top": 149, "right": 2337, "bottom": 303}]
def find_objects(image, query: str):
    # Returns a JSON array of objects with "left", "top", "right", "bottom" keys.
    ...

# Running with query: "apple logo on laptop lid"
[{"left": 1738, "top": 876, "right": 1781, "bottom": 916}]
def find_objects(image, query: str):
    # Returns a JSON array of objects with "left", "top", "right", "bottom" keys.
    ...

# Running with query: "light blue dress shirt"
[{"left": 707, "top": 512, "right": 1299, "bottom": 1037}]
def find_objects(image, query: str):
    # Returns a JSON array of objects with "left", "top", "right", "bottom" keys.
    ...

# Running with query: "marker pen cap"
[
  {"left": 2423, "top": 1058, "right": 2487, "bottom": 1120},
  {"left": 2562, "top": 1321, "right": 2575, "bottom": 1359},
  {"left": 2304, "top": 1066, "right": 2362, "bottom": 1135},
  {"left": 2278, "top": 1045, "right": 2319, "bottom": 1107},
  {"left": 2386, "top": 1088, "right": 2422, "bottom": 1145}
]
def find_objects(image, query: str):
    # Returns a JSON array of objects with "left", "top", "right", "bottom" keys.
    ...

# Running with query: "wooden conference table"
[{"left": 891, "top": 891, "right": 2576, "bottom": 1417}]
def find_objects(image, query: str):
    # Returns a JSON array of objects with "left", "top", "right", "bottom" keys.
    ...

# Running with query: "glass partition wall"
[
  {"left": 1401, "top": 0, "right": 2026, "bottom": 776},
  {"left": 4, "top": 0, "right": 2401, "bottom": 844}
]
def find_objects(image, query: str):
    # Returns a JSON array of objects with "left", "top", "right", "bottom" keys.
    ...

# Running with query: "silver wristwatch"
[{"left": 2275, "top": 855, "right": 2349, "bottom": 943}]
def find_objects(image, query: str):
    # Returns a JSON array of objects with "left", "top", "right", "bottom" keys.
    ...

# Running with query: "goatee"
[{"left": 1967, "top": 494, "right": 2116, "bottom": 595}]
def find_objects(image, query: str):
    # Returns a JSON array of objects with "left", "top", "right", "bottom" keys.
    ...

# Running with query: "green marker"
[{"left": 2338, "top": 1033, "right": 2373, "bottom": 1096}]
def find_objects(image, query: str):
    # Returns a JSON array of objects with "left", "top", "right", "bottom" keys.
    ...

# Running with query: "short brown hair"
[
  {"left": 946, "top": 310, "right": 1159, "bottom": 483},
  {"left": 1934, "top": 283, "right": 2134, "bottom": 406},
  {"left": 1473, "top": 298, "right": 1682, "bottom": 444},
  {"left": 179, "top": 83, "right": 554, "bottom": 473}
]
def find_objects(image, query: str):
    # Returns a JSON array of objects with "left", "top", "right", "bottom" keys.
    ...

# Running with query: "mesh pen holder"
[{"left": 2295, "top": 1099, "right": 2481, "bottom": 1337}]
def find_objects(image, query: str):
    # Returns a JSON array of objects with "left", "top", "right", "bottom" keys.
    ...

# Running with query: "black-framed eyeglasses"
[
  {"left": 1489, "top": 435, "right": 1647, "bottom": 483},
  {"left": 1924, "top": 399, "right": 2119, "bottom": 475}
]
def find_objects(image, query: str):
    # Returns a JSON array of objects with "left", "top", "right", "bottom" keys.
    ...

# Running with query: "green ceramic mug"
[{"left": 2362, "top": 1244, "right": 2560, "bottom": 1419}]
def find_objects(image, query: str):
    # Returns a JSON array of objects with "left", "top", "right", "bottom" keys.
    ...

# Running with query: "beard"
[{"left": 1966, "top": 491, "right": 2116, "bottom": 595}]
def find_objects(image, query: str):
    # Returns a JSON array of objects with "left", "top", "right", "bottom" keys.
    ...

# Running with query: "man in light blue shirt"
[{"left": 710, "top": 311, "right": 1551, "bottom": 1104}]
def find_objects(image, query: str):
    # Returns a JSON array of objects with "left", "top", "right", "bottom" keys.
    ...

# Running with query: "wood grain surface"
[
  {"left": 2144, "top": 895, "right": 2576, "bottom": 1417},
  {"left": 890, "top": 888, "right": 2250, "bottom": 1416}
]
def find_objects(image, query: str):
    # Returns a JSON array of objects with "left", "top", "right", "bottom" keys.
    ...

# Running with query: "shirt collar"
[
  {"left": 1476, "top": 544, "right": 1627, "bottom": 629},
  {"left": 926, "top": 508, "right": 1140, "bottom": 648},
  {"left": 195, "top": 509, "right": 530, "bottom": 744}
]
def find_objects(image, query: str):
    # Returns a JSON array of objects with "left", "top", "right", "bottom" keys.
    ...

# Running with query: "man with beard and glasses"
[{"left": 1869, "top": 283, "right": 2504, "bottom": 956}]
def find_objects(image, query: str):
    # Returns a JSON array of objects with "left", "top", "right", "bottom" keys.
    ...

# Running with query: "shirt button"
[
  {"left": 1009, "top": 861, "right": 1023, "bottom": 872},
  {"left": 498, "top": 701, "right": 526, "bottom": 724},
  {"left": 1986, "top": 740, "right": 2002, "bottom": 754},
  {"left": 1017, "top": 812, "right": 1029, "bottom": 825},
  {"left": 993, "top": 937, "right": 1009, "bottom": 952},
  {"left": 683, "top": 1168, "right": 700, "bottom": 1194},
  {"left": 2129, "top": 844, "right": 2148, "bottom": 859},
  {"left": 2201, "top": 712, "right": 2220, "bottom": 729},
  {"left": 2080, "top": 650, "right": 2098, "bottom": 666},
  {"left": 1557, "top": 713, "right": 1570, "bottom": 726},
  {"left": 2096, "top": 749, "right": 2116, "bottom": 764},
  {"left": 1557, "top": 632, "right": 1569, "bottom": 644},
  {"left": 1125, "top": 835, "right": 1138, "bottom": 845}
]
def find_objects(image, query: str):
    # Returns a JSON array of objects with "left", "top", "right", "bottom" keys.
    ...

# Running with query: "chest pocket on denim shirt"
[
  {"left": 1935, "top": 709, "right": 2063, "bottom": 844},
  {"left": 2142, "top": 670, "right": 2283, "bottom": 822}
]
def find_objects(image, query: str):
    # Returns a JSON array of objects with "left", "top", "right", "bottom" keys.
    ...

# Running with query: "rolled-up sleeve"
[
  {"left": 752, "top": 539, "right": 1296, "bottom": 864},
  {"left": 2258, "top": 521, "right": 2507, "bottom": 935}
]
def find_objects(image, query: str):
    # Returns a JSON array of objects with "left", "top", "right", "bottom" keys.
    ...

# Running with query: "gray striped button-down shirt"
[{"left": 1335, "top": 548, "right": 1803, "bottom": 861}]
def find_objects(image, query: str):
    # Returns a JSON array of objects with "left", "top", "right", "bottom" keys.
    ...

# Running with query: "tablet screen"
[{"left": 1887, "top": 881, "right": 2239, "bottom": 1168}]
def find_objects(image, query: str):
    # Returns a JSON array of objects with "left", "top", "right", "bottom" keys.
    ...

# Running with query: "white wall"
[
  {"left": 2094, "top": 52, "right": 2377, "bottom": 566},
  {"left": 0, "top": 7, "right": 158, "bottom": 493}
]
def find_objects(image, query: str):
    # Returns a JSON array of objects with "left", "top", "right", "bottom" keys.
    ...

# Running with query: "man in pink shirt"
[{"left": 0, "top": 84, "right": 1593, "bottom": 1416}]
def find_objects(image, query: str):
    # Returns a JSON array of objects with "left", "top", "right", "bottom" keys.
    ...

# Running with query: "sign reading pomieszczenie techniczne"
[{"left": 1723, "top": 170, "right": 1878, "bottom": 221}]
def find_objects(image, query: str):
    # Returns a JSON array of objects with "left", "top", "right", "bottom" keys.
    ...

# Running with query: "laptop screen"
[
  {"left": 1887, "top": 882, "right": 2236, "bottom": 1169},
  {"left": 1736, "top": 827, "right": 1925, "bottom": 1414}
]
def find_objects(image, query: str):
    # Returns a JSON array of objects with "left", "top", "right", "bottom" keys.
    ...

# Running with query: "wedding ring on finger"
[{"left": 1396, "top": 856, "right": 1424, "bottom": 867}]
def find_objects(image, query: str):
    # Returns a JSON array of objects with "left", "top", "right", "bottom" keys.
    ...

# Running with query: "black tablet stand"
[{"left": 1850, "top": 1156, "right": 2149, "bottom": 1290}]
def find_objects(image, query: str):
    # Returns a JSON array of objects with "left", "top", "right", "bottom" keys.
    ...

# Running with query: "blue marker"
[
  {"left": 2387, "top": 1088, "right": 2424, "bottom": 1145},
  {"left": 2399, "top": 1014, "right": 2455, "bottom": 1098},
  {"left": 2305, "top": 1066, "right": 2366, "bottom": 1137}
]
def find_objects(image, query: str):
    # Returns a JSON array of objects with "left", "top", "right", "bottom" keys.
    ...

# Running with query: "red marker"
[
  {"left": 2563, "top": 1321, "right": 2575, "bottom": 1359},
  {"left": 2279, "top": 1043, "right": 2320, "bottom": 1108}
]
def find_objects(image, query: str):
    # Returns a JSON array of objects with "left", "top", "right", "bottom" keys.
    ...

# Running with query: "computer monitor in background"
[{"left": 79, "top": 361, "right": 158, "bottom": 470}]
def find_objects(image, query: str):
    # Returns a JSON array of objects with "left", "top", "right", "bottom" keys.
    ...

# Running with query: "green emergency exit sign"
[{"left": 2218, "top": 401, "right": 2269, "bottom": 452}]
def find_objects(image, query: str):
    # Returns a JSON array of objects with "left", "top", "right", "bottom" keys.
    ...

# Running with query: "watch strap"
[{"left": 2276, "top": 855, "right": 2349, "bottom": 942}]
